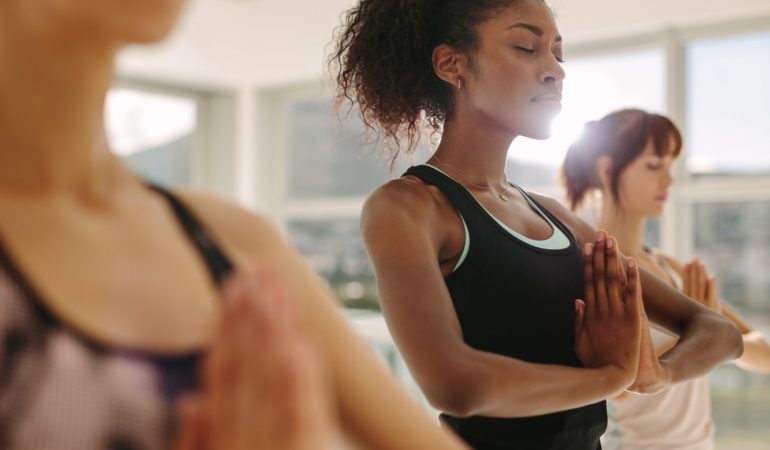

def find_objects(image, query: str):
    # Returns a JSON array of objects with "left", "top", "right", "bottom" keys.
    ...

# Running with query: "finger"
[
  {"left": 287, "top": 337, "right": 332, "bottom": 450},
  {"left": 707, "top": 276, "right": 720, "bottom": 310},
  {"left": 605, "top": 236, "right": 623, "bottom": 317},
  {"left": 243, "top": 269, "right": 301, "bottom": 395},
  {"left": 583, "top": 243, "right": 597, "bottom": 319},
  {"left": 690, "top": 261, "right": 700, "bottom": 298},
  {"left": 204, "top": 335, "right": 242, "bottom": 442},
  {"left": 261, "top": 331, "right": 313, "bottom": 446},
  {"left": 207, "top": 278, "right": 260, "bottom": 442},
  {"left": 593, "top": 231, "right": 609, "bottom": 317},
  {"left": 574, "top": 299, "right": 585, "bottom": 343},
  {"left": 252, "top": 268, "right": 297, "bottom": 341},
  {"left": 695, "top": 261, "right": 706, "bottom": 301},
  {"left": 173, "top": 395, "right": 208, "bottom": 450},
  {"left": 685, "top": 260, "right": 696, "bottom": 300},
  {"left": 624, "top": 258, "right": 642, "bottom": 330},
  {"left": 699, "top": 264, "right": 709, "bottom": 305}
]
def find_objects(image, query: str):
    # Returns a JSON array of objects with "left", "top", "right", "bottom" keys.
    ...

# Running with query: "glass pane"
[
  {"left": 643, "top": 217, "right": 661, "bottom": 250},
  {"left": 285, "top": 99, "right": 410, "bottom": 200},
  {"left": 286, "top": 219, "right": 379, "bottom": 310},
  {"left": 686, "top": 31, "right": 770, "bottom": 175},
  {"left": 106, "top": 88, "right": 197, "bottom": 186},
  {"left": 694, "top": 201, "right": 770, "bottom": 314},
  {"left": 510, "top": 48, "right": 666, "bottom": 197},
  {"left": 693, "top": 201, "right": 770, "bottom": 447}
]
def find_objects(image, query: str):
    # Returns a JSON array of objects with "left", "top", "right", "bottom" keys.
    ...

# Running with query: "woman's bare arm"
[
  {"left": 179, "top": 190, "right": 468, "bottom": 450},
  {"left": 531, "top": 193, "right": 743, "bottom": 386},
  {"left": 358, "top": 181, "right": 639, "bottom": 419},
  {"left": 660, "top": 254, "right": 770, "bottom": 374}
]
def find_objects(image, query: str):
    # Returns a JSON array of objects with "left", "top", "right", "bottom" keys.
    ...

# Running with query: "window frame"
[{"left": 114, "top": 77, "right": 238, "bottom": 196}]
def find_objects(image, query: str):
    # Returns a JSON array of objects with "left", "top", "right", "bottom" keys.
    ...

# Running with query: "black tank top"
[
  {"left": 0, "top": 184, "right": 233, "bottom": 450},
  {"left": 405, "top": 165, "right": 606, "bottom": 450}
]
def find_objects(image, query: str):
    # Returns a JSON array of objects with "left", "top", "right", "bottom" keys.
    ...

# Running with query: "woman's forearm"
[
  {"left": 658, "top": 311, "right": 742, "bottom": 382},
  {"left": 640, "top": 268, "right": 743, "bottom": 383},
  {"left": 735, "top": 331, "right": 770, "bottom": 374},
  {"left": 443, "top": 351, "right": 631, "bottom": 419}
]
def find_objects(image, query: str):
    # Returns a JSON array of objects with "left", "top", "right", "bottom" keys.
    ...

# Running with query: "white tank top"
[{"left": 602, "top": 252, "right": 715, "bottom": 450}]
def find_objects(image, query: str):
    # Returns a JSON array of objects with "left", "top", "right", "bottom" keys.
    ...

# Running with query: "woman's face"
[
  {"left": 463, "top": 0, "right": 565, "bottom": 139},
  {"left": 615, "top": 139, "right": 677, "bottom": 217},
  {"left": 4, "top": 0, "right": 186, "bottom": 45}
]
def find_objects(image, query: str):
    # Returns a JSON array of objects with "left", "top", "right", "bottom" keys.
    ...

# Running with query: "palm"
[{"left": 627, "top": 303, "right": 667, "bottom": 394}]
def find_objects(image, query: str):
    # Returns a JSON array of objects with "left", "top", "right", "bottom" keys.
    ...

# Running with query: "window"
[
  {"left": 106, "top": 83, "right": 236, "bottom": 196},
  {"left": 273, "top": 90, "right": 412, "bottom": 309},
  {"left": 686, "top": 31, "right": 770, "bottom": 176},
  {"left": 106, "top": 87, "right": 199, "bottom": 186},
  {"left": 694, "top": 200, "right": 770, "bottom": 446},
  {"left": 287, "top": 219, "right": 378, "bottom": 310},
  {"left": 285, "top": 98, "right": 397, "bottom": 200}
]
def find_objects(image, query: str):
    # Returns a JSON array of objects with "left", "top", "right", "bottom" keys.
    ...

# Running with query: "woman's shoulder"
[
  {"left": 646, "top": 248, "right": 685, "bottom": 276},
  {"left": 363, "top": 177, "right": 442, "bottom": 228},
  {"left": 170, "top": 189, "right": 289, "bottom": 268}
]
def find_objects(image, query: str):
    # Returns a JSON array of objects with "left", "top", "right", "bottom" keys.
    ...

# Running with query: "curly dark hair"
[{"left": 329, "top": 0, "right": 538, "bottom": 163}]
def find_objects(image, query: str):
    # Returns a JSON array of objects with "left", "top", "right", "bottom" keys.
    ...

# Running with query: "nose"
[
  {"left": 662, "top": 169, "right": 674, "bottom": 187},
  {"left": 542, "top": 54, "right": 566, "bottom": 85}
]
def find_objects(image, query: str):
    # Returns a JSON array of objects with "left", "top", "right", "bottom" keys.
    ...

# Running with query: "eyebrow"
[{"left": 506, "top": 23, "right": 563, "bottom": 42}]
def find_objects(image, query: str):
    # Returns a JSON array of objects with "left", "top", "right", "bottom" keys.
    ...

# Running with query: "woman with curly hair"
[{"left": 330, "top": 1, "right": 743, "bottom": 448}]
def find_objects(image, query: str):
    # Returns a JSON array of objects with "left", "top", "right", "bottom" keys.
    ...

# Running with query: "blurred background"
[{"left": 112, "top": 0, "right": 770, "bottom": 447}]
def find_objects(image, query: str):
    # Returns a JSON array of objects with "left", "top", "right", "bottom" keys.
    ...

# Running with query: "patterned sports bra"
[{"left": 0, "top": 185, "right": 233, "bottom": 450}]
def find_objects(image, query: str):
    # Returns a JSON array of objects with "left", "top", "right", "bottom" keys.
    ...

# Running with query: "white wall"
[
  {"left": 118, "top": 0, "right": 356, "bottom": 88},
  {"left": 119, "top": 0, "right": 770, "bottom": 88},
  {"left": 554, "top": 0, "right": 770, "bottom": 41},
  {"left": 115, "top": 0, "right": 770, "bottom": 207}
]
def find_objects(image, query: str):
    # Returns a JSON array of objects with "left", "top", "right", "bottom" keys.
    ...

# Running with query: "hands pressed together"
[
  {"left": 575, "top": 232, "right": 671, "bottom": 399},
  {"left": 174, "top": 269, "right": 334, "bottom": 450},
  {"left": 682, "top": 258, "right": 721, "bottom": 313}
]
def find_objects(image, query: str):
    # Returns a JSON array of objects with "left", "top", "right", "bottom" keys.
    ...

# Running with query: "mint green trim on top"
[
  {"left": 502, "top": 184, "right": 570, "bottom": 250},
  {"left": 454, "top": 214, "right": 471, "bottom": 271},
  {"left": 423, "top": 164, "right": 570, "bottom": 258}
]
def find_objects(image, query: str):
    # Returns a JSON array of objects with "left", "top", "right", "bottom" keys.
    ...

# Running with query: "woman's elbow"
[
  {"left": 716, "top": 314, "right": 744, "bottom": 359},
  {"left": 422, "top": 377, "right": 484, "bottom": 418}
]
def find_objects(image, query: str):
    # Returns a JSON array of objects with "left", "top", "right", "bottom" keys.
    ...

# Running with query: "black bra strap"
[{"left": 148, "top": 184, "right": 234, "bottom": 285}]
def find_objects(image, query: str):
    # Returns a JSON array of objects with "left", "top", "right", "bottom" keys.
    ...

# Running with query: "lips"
[{"left": 532, "top": 91, "right": 562, "bottom": 102}]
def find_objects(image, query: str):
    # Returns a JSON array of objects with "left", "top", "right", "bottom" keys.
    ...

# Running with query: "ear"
[
  {"left": 596, "top": 155, "right": 613, "bottom": 191},
  {"left": 432, "top": 44, "right": 466, "bottom": 87}
]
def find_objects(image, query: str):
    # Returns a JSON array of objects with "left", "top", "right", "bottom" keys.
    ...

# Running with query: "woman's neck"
[
  {"left": 0, "top": 17, "right": 127, "bottom": 200},
  {"left": 431, "top": 111, "right": 516, "bottom": 190},
  {"left": 598, "top": 198, "right": 647, "bottom": 258}
]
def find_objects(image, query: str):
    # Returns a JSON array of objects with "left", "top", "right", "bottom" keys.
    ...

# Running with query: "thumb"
[{"left": 613, "top": 390, "right": 631, "bottom": 401}]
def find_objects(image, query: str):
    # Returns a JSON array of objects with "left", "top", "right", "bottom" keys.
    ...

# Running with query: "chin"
[
  {"left": 516, "top": 113, "right": 559, "bottom": 140},
  {"left": 120, "top": 25, "right": 177, "bottom": 44},
  {"left": 521, "top": 126, "right": 555, "bottom": 140},
  {"left": 102, "top": 1, "right": 184, "bottom": 44},
  {"left": 647, "top": 206, "right": 665, "bottom": 217}
]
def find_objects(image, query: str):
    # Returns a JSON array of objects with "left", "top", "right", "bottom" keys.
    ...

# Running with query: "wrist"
[
  {"left": 598, "top": 364, "right": 634, "bottom": 395},
  {"left": 636, "top": 359, "right": 673, "bottom": 395}
]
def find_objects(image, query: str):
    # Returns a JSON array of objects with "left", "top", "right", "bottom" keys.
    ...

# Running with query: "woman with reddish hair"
[{"left": 562, "top": 108, "right": 770, "bottom": 450}]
